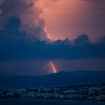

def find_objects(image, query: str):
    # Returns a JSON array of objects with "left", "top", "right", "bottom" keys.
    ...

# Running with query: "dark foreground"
[{"left": 0, "top": 99, "right": 105, "bottom": 105}]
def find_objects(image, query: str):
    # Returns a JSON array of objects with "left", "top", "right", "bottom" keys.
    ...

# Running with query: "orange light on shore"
[{"left": 50, "top": 61, "right": 57, "bottom": 73}]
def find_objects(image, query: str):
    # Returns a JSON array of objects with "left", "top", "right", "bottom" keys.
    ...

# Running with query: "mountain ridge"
[{"left": 0, "top": 71, "right": 105, "bottom": 89}]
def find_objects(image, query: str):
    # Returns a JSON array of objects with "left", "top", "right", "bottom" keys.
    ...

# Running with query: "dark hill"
[{"left": 0, "top": 71, "right": 105, "bottom": 89}]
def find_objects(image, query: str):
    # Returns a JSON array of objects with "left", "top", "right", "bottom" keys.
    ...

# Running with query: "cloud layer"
[
  {"left": 0, "top": 34, "right": 105, "bottom": 60},
  {"left": 0, "top": 0, "right": 105, "bottom": 61},
  {"left": 41, "top": 0, "right": 105, "bottom": 41},
  {"left": 1, "top": 0, "right": 105, "bottom": 41},
  {"left": 0, "top": 17, "right": 105, "bottom": 60},
  {"left": 0, "top": 0, "right": 47, "bottom": 40}
]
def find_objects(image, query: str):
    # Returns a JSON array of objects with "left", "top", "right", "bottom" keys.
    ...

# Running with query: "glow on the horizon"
[{"left": 50, "top": 61, "right": 57, "bottom": 73}]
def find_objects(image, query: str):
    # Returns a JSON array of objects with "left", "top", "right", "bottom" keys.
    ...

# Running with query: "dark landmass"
[{"left": 0, "top": 71, "right": 105, "bottom": 89}]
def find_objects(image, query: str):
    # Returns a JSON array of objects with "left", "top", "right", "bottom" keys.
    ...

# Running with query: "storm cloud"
[
  {"left": 0, "top": 0, "right": 47, "bottom": 40},
  {"left": 0, "top": 17, "right": 105, "bottom": 60},
  {"left": 0, "top": 0, "right": 105, "bottom": 60}
]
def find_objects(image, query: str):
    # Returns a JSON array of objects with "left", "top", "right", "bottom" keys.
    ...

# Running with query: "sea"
[{"left": 0, "top": 99, "right": 105, "bottom": 105}]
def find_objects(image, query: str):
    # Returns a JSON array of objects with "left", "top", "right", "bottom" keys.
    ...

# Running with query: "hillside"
[{"left": 0, "top": 71, "right": 105, "bottom": 89}]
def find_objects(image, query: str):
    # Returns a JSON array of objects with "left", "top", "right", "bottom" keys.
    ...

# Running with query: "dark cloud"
[
  {"left": 0, "top": 0, "right": 3, "bottom": 5},
  {"left": 0, "top": 0, "right": 29, "bottom": 27},
  {"left": 98, "top": 36, "right": 105, "bottom": 44},
  {"left": 0, "top": 20, "right": 105, "bottom": 60},
  {"left": 75, "top": 34, "right": 90, "bottom": 45},
  {"left": 0, "top": 0, "right": 47, "bottom": 40},
  {"left": 0, "top": 17, "right": 26, "bottom": 39}
]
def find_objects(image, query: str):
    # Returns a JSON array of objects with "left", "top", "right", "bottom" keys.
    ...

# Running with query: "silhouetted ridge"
[{"left": 0, "top": 71, "right": 105, "bottom": 89}]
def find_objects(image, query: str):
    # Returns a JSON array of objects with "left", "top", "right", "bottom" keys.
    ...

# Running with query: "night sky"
[{"left": 0, "top": 0, "right": 105, "bottom": 75}]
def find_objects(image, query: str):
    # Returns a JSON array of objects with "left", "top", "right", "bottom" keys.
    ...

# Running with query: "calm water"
[{"left": 0, "top": 99, "right": 105, "bottom": 105}]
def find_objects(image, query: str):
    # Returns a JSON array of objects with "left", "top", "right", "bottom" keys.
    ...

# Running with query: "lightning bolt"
[{"left": 50, "top": 61, "right": 57, "bottom": 73}]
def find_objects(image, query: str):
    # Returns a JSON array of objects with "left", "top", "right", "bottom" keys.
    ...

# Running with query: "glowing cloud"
[
  {"left": 0, "top": 0, "right": 105, "bottom": 41},
  {"left": 39, "top": 0, "right": 105, "bottom": 41}
]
